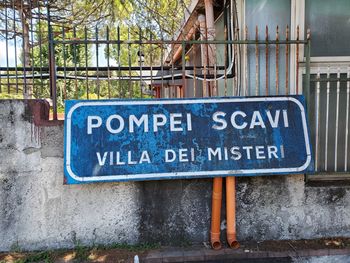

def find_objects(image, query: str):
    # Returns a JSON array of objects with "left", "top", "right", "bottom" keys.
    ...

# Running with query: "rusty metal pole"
[
  {"left": 47, "top": 3, "right": 58, "bottom": 120},
  {"left": 198, "top": 14, "right": 208, "bottom": 97}
]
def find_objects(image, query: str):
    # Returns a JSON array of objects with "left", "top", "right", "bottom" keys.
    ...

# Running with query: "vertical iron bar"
[
  {"left": 265, "top": 26, "right": 269, "bottom": 95},
  {"left": 21, "top": 0, "right": 27, "bottom": 95},
  {"left": 334, "top": 68, "right": 340, "bottom": 172},
  {"left": 29, "top": 0, "right": 34, "bottom": 95},
  {"left": 171, "top": 37, "right": 175, "bottom": 88},
  {"left": 95, "top": 26, "right": 100, "bottom": 99},
  {"left": 224, "top": 25, "right": 227, "bottom": 96},
  {"left": 345, "top": 66, "right": 350, "bottom": 172},
  {"left": 285, "top": 25, "right": 289, "bottom": 95},
  {"left": 127, "top": 27, "right": 132, "bottom": 97},
  {"left": 201, "top": 22, "right": 208, "bottom": 97},
  {"left": 13, "top": 1, "right": 19, "bottom": 93},
  {"left": 150, "top": 30, "right": 154, "bottom": 98},
  {"left": 324, "top": 66, "right": 330, "bottom": 171},
  {"left": 255, "top": 26, "right": 259, "bottom": 96},
  {"left": 233, "top": 29, "right": 238, "bottom": 96},
  {"left": 62, "top": 26, "right": 67, "bottom": 100},
  {"left": 214, "top": 63, "right": 217, "bottom": 96},
  {"left": 106, "top": 26, "right": 111, "bottom": 98},
  {"left": 38, "top": 4, "right": 43, "bottom": 94},
  {"left": 139, "top": 27, "right": 143, "bottom": 98},
  {"left": 193, "top": 41, "right": 197, "bottom": 97},
  {"left": 182, "top": 40, "right": 186, "bottom": 95},
  {"left": 296, "top": 26, "right": 300, "bottom": 94},
  {"left": 73, "top": 27, "right": 78, "bottom": 99},
  {"left": 5, "top": 5, "right": 10, "bottom": 93},
  {"left": 204, "top": 47, "right": 207, "bottom": 98},
  {"left": 47, "top": 3, "right": 57, "bottom": 120},
  {"left": 84, "top": 27, "right": 89, "bottom": 99},
  {"left": 275, "top": 26, "right": 279, "bottom": 95},
  {"left": 244, "top": 26, "right": 248, "bottom": 96},
  {"left": 304, "top": 30, "right": 312, "bottom": 170},
  {"left": 181, "top": 3, "right": 186, "bottom": 98},
  {"left": 236, "top": 28, "right": 241, "bottom": 96},
  {"left": 117, "top": 26, "right": 122, "bottom": 97},
  {"left": 305, "top": 30, "right": 311, "bottom": 112},
  {"left": 223, "top": 0, "right": 227, "bottom": 97},
  {"left": 160, "top": 33, "right": 164, "bottom": 93},
  {"left": 315, "top": 69, "right": 320, "bottom": 172}
]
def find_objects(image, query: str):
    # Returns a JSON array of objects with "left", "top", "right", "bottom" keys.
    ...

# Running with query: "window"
[
  {"left": 305, "top": 0, "right": 350, "bottom": 58},
  {"left": 245, "top": 0, "right": 292, "bottom": 95}
]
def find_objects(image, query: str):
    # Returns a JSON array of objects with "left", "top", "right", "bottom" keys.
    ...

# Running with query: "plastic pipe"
[
  {"left": 226, "top": 176, "right": 240, "bottom": 249},
  {"left": 210, "top": 177, "right": 223, "bottom": 250}
]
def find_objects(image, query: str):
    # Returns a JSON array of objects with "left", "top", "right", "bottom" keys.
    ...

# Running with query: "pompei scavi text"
[{"left": 87, "top": 109, "right": 289, "bottom": 134}]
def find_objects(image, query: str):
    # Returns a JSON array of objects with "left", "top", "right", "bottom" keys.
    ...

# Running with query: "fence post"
[
  {"left": 181, "top": 40, "right": 186, "bottom": 92},
  {"left": 47, "top": 3, "right": 58, "bottom": 120},
  {"left": 304, "top": 31, "right": 311, "bottom": 177},
  {"left": 304, "top": 30, "right": 311, "bottom": 113}
]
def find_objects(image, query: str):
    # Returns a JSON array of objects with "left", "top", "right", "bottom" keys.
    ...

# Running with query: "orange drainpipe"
[
  {"left": 211, "top": 177, "right": 223, "bottom": 249},
  {"left": 226, "top": 177, "right": 240, "bottom": 248},
  {"left": 204, "top": 0, "right": 238, "bottom": 249}
]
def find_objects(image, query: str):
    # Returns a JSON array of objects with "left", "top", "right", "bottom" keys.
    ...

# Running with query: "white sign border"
[{"left": 65, "top": 97, "right": 312, "bottom": 182}]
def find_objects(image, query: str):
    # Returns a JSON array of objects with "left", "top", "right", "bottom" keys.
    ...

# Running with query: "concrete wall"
[{"left": 1, "top": 100, "right": 350, "bottom": 251}]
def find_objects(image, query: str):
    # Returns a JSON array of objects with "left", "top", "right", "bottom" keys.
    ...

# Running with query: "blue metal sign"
[{"left": 64, "top": 96, "right": 313, "bottom": 184}]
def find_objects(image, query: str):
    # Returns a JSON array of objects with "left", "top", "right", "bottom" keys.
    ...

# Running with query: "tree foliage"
[{"left": 0, "top": 0, "right": 190, "bottom": 104}]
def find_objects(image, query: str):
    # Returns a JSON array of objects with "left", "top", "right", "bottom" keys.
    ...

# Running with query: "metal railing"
[
  {"left": 15, "top": 2, "right": 350, "bottom": 173},
  {"left": 309, "top": 69, "right": 350, "bottom": 173},
  {"left": 0, "top": 12, "right": 310, "bottom": 110}
]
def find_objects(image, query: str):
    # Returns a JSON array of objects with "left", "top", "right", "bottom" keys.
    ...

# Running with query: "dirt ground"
[
  {"left": 1, "top": 237, "right": 350, "bottom": 263},
  {"left": 0, "top": 245, "right": 150, "bottom": 263}
]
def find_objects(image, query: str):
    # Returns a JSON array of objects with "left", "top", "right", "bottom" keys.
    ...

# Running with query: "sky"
[
  {"left": 0, "top": 39, "right": 119, "bottom": 68},
  {"left": 0, "top": 40, "right": 18, "bottom": 67}
]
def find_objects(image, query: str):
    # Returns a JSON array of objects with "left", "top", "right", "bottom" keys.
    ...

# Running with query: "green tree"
[{"left": 0, "top": 0, "right": 190, "bottom": 103}]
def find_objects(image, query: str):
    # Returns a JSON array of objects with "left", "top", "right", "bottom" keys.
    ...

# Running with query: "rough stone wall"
[
  {"left": 0, "top": 100, "right": 350, "bottom": 251},
  {"left": 236, "top": 176, "right": 350, "bottom": 241}
]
